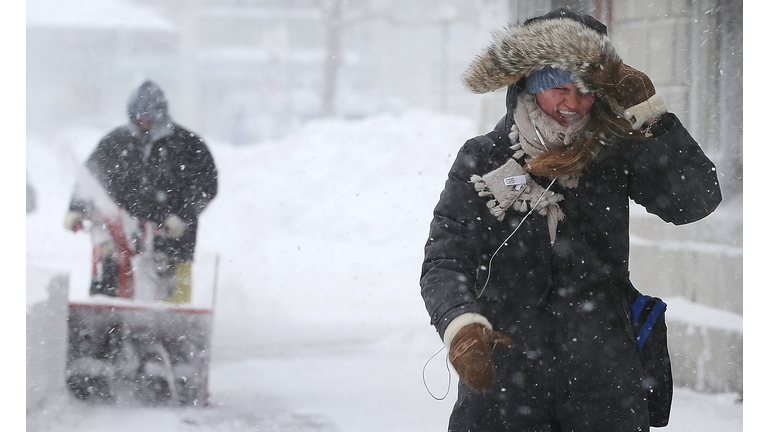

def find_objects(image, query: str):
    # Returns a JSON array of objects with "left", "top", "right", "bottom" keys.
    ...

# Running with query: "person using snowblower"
[
  {"left": 419, "top": 8, "right": 721, "bottom": 432},
  {"left": 64, "top": 80, "right": 218, "bottom": 304}
]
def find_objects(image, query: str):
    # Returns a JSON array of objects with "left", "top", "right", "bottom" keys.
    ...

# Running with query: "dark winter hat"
[
  {"left": 461, "top": 8, "right": 620, "bottom": 95},
  {"left": 525, "top": 66, "right": 574, "bottom": 94},
  {"left": 127, "top": 80, "right": 169, "bottom": 123},
  {"left": 525, "top": 7, "right": 608, "bottom": 36}
]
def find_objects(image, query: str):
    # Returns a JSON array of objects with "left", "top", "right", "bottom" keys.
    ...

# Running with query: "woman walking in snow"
[{"left": 419, "top": 8, "right": 721, "bottom": 431}]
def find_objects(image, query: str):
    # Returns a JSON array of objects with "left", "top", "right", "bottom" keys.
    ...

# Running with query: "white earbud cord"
[
  {"left": 421, "top": 176, "right": 558, "bottom": 400},
  {"left": 477, "top": 176, "right": 557, "bottom": 298},
  {"left": 423, "top": 122, "right": 557, "bottom": 398},
  {"left": 422, "top": 346, "right": 451, "bottom": 400}
]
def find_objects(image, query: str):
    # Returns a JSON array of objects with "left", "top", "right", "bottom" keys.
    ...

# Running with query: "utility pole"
[
  {"left": 321, "top": 0, "right": 343, "bottom": 117},
  {"left": 438, "top": 1, "right": 458, "bottom": 113}
]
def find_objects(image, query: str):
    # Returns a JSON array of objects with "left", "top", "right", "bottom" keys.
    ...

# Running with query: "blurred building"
[
  {"left": 26, "top": 0, "right": 498, "bottom": 144},
  {"left": 26, "top": 0, "right": 179, "bottom": 136},
  {"left": 127, "top": 0, "right": 492, "bottom": 144}
]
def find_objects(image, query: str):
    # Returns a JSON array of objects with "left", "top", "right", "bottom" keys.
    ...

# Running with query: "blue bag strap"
[
  {"left": 632, "top": 294, "right": 651, "bottom": 326},
  {"left": 635, "top": 297, "right": 667, "bottom": 353}
]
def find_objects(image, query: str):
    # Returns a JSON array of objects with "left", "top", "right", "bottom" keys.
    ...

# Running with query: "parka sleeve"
[
  {"left": 625, "top": 113, "right": 722, "bottom": 224},
  {"left": 420, "top": 138, "right": 492, "bottom": 339},
  {"left": 69, "top": 133, "right": 122, "bottom": 214},
  {"left": 174, "top": 133, "right": 218, "bottom": 222}
]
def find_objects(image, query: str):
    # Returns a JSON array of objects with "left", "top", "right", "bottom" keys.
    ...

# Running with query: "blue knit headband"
[{"left": 526, "top": 66, "right": 574, "bottom": 94}]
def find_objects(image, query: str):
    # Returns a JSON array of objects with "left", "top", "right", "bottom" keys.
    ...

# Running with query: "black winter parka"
[{"left": 420, "top": 85, "right": 721, "bottom": 431}]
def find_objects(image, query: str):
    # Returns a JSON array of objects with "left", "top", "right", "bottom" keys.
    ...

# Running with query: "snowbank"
[{"left": 25, "top": 108, "right": 475, "bottom": 396}]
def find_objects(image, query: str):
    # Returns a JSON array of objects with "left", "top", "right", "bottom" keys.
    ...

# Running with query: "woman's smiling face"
[{"left": 534, "top": 82, "right": 595, "bottom": 127}]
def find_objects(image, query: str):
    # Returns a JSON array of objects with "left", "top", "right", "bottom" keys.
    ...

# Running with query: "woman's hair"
[{"left": 524, "top": 96, "right": 643, "bottom": 177}]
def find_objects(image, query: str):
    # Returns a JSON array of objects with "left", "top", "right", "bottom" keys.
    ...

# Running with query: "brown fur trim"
[{"left": 462, "top": 18, "right": 621, "bottom": 94}]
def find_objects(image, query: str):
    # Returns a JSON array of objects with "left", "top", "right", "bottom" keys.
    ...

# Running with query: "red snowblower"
[{"left": 66, "top": 207, "right": 218, "bottom": 407}]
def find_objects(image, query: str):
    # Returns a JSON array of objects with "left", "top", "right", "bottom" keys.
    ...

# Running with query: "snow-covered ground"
[{"left": 26, "top": 111, "right": 743, "bottom": 431}]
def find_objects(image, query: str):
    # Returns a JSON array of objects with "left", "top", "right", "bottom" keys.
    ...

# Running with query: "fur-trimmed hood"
[{"left": 462, "top": 8, "right": 620, "bottom": 95}]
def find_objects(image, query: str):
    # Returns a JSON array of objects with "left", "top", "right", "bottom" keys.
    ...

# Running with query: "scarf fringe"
[
  {"left": 470, "top": 170, "right": 565, "bottom": 224},
  {"left": 470, "top": 94, "right": 590, "bottom": 241}
]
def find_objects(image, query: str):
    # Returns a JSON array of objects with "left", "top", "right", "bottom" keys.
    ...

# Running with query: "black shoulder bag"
[{"left": 631, "top": 293, "right": 674, "bottom": 427}]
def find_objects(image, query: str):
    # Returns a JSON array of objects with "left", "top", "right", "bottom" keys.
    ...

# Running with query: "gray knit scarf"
[{"left": 470, "top": 92, "right": 590, "bottom": 243}]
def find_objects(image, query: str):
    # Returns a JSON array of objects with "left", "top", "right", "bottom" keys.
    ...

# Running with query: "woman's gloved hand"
[
  {"left": 448, "top": 322, "right": 515, "bottom": 393},
  {"left": 588, "top": 61, "right": 668, "bottom": 129}
]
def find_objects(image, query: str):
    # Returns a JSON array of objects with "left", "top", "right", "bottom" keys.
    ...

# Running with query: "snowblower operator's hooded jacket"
[
  {"left": 419, "top": 10, "right": 722, "bottom": 432},
  {"left": 70, "top": 81, "right": 218, "bottom": 262}
]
